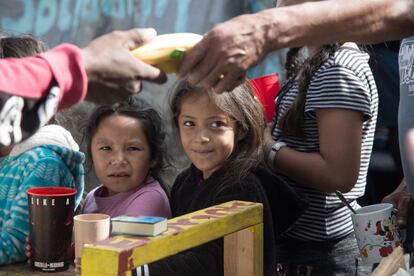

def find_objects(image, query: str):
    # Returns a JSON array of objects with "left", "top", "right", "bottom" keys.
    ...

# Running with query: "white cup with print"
[{"left": 351, "top": 203, "right": 401, "bottom": 264}]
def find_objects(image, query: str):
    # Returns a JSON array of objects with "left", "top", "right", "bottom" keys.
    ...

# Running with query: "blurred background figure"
[{"left": 359, "top": 41, "right": 403, "bottom": 206}]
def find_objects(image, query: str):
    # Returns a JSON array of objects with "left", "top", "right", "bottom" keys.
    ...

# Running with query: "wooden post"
[
  {"left": 224, "top": 223, "right": 263, "bottom": 276},
  {"left": 82, "top": 201, "right": 263, "bottom": 276}
]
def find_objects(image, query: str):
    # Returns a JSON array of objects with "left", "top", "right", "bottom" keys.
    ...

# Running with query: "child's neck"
[{"left": 102, "top": 186, "right": 118, "bottom": 197}]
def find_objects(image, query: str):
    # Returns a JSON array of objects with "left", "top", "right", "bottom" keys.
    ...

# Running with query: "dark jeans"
[{"left": 275, "top": 233, "right": 372, "bottom": 275}]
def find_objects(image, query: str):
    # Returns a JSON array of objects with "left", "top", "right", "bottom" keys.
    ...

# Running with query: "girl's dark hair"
[
  {"left": 170, "top": 80, "right": 266, "bottom": 180},
  {"left": 278, "top": 43, "right": 340, "bottom": 137},
  {"left": 83, "top": 97, "right": 170, "bottom": 191},
  {"left": 0, "top": 34, "right": 47, "bottom": 58}
]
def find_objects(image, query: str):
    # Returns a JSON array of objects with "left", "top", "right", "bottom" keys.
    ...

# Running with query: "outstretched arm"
[
  {"left": 179, "top": 0, "right": 414, "bottom": 93},
  {"left": 0, "top": 28, "right": 167, "bottom": 147},
  {"left": 265, "top": 0, "right": 414, "bottom": 49}
]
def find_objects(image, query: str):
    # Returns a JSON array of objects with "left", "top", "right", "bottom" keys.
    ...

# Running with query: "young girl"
[
  {"left": 265, "top": 0, "right": 378, "bottom": 274},
  {"left": 26, "top": 97, "right": 172, "bottom": 272},
  {"left": 135, "top": 80, "right": 306, "bottom": 276},
  {"left": 81, "top": 97, "right": 171, "bottom": 218}
]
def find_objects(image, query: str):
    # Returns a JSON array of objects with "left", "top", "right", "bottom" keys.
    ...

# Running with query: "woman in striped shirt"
[{"left": 265, "top": 1, "right": 378, "bottom": 275}]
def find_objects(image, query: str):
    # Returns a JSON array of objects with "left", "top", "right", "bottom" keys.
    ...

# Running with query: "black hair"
[
  {"left": 83, "top": 97, "right": 170, "bottom": 193},
  {"left": 0, "top": 34, "right": 47, "bottom": 58},
  {"left": 278, "top": 44, "right": 341, "bottom": 137},
  {"left": 170, "top": 79, "right": 266, "bottom": 181}
]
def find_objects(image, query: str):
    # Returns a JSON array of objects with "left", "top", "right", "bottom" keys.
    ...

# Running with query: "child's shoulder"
[
  {"left": 14, "top": 145, "right": 84, "bottom": 168},
  {"left": 7, "top": 146, "right": 59, "bottom": 165},
  {"left": 325, "top": 47, "right": 370, "bottom": 70},
  {"left": 138, "top": 178, "right": 169, "bottom": 198}
]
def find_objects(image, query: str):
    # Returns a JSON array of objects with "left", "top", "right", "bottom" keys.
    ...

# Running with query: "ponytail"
[{"left": 278, "top": 43, "right": 340, "bottom": 137}]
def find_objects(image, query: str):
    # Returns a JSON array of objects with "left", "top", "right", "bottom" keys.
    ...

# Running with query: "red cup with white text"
[{"left": 27, "top": 187, "right": 77, "bottom": 272}]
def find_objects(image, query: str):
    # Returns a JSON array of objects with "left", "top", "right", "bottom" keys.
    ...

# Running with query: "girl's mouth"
[{"left": 108, "top": 173, "right": 129, "bottom": 177}]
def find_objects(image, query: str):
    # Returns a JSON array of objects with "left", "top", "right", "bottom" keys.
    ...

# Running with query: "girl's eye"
[
  {"left": 211, "top": 121, "right": 225, "bottom": 128},
  {"left": 99, "top": 146, "right": 111, "bottom": 151},
  {"left": 183, "top": 121, "right": 194, "bottom": 127},
  {"left": 127, "top": 147, "right": 141, "bottom": 151}
]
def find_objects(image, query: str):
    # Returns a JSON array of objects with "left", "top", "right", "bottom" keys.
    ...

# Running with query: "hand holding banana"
[{"left": 131, "top": 33, "right": 202, "bottom": 73}]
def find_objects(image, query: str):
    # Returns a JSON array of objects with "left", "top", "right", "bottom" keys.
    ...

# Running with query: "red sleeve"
[{"left": 0, "top": 44, "right": 88, "bottom": 110}]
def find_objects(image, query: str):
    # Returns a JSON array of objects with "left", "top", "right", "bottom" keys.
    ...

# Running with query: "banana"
[{"left": 131, "top": 33, "right": 203, "bottom": 73}]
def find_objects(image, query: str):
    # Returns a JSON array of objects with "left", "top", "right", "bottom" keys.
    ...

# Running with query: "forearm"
[
  {"left": 259, "top": 0, "right": 414, "bottom": 50},
  {"left": 0, "top": 44, "right": 87, "bottom": 110},
  {"left": 40, "top": 44, "right": 87, "bottom": 109},
  {"left": 274, "top": 147, "right": 359, "bottom": 193}
]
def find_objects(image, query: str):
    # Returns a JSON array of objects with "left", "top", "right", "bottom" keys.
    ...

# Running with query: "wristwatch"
[{"left": 268, "top": 141, "right": 287, "bottom": 166}]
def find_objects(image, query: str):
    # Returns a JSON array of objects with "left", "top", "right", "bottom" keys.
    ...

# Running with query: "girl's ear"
[
  {"left": 237, "top": 128, "right": 247, "bottom": 141},
  {"left": 150, "top": 159, "right": 157, "bottom": 168}
]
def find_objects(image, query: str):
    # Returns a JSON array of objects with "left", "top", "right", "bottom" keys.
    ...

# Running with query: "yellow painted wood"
[
  {"left": 223, "top": 223, "right": 263, "bottom": 276},
  {"left": 82, "top": 201, "right": 263, "bottom": 275}
]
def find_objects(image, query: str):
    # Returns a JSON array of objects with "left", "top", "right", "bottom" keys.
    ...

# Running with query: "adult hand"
[
  {"left": 82, "top": 28, "right": 167, "bottom": 104},
  {"left": 382, "top": 180, "right": 414, "bottom": 229},
  {"left": 178, "top": 13, "right": 270, "bottom": 94}
]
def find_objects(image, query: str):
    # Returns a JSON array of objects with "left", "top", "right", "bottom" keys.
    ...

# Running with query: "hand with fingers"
[
  {"left": 178, "top": 13, "right": 270, "bottom": 94},
  {"left": 82, "top": 28, "right": 168, "bottom": 105},
  {"left": 74, "top": 257, "right": 81, "bottom": 276},
  {"left": 24, "top": 236, "right": 32, "bottom": 265},
  {"left": 382, "top": 180, "right": 414, "bottom": 229}
]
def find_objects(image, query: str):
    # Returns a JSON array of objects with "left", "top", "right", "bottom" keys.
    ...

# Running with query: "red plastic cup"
[
  {"left": 27, "top": 187, "right": 77, "bottom": 272},
  {"left": 249, "top": 73, "right": 280, "bottom": 123}
]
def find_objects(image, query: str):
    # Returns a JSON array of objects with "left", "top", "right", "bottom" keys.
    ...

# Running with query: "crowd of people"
[{"left": 0, "top": 0, "right": 414, "bottom": 275}]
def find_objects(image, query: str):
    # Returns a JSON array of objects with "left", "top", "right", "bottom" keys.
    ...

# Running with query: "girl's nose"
[
  {"left": 195, "top": 129, "right": 210, "bottom": 143},
  {"left": 109, "top": 155, "right": 127, "bottom": 166}
]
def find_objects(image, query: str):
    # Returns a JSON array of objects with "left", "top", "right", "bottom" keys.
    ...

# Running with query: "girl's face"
[
  {"left": 178, "top": 91, "right": 237, "bottom": 179},
  {"left": 91, "top": 115, "right": 155, "bottom": 196}
]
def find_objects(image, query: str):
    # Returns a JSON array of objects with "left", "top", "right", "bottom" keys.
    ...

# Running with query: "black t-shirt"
[{"left": 147, "top": 164, "right": 307, "bottom": 276}]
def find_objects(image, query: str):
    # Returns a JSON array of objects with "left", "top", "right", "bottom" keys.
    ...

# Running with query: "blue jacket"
[{"left": 0, "top": 125, "right": 84, "bottom": 265}]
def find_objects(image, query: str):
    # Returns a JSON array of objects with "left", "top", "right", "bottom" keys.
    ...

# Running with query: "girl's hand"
[
  {"left": 264, "top": 125, "right": 275, "bottom": 157},
  {"left": 74, "top": 257, "right": 81, "bottom": 276},
  {"left": 25, "top": 236, "right": 32, "bottom": 264}
]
